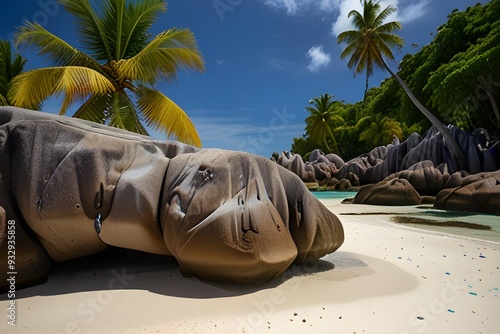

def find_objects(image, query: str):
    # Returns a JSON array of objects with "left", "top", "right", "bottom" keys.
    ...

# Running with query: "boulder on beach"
[
  {"left": 353, "top": 178, "right": 422, "bottom": 206},
  {"left": 435, "top": 171, "right": 500, "bottom": 215},
  {"left": 0, "top": 107, "right": 344, "bottom": 291}
]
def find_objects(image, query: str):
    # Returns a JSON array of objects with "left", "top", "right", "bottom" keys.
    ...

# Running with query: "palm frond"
[
  {"left": 135, "top": 86, "right": 201, "bottom": 147},
  {"left": 15, "top": 22, "right": 104, "bottom": 74},
  {"left": 9, "top": 66, "right": 115, "bottom": 114},
  {"left": 116, "top": 28, "right": 205, "bottom": 84},
  {"left": 58, "top": 0, "right": 113, "bottom": 61},
  {"left": 108, "top": 90, "right": 148, "bottom": 134},
  {"left": 347, "top": 9, "right": 364, "bottom": 28},
  {"left": 0, "top": 93, "right": 8, "bottom": 106},
  {"left": 98, "top": 0, "right": 125, "bottom": 60},
  {"left": 373, "top": 4, "right": 397, "bottom": 28},
  {"left": 337, "top": 30, "right": 360, "bottom": 45},
  {"left": 339, "top": 39, "right": 360, "bottom": 60},
  {"left": 376, "top": 37, "right": 397, "bottom": 62},
  {"left": 376, "top": 21, "right": 402, "bottom": 34},
  {"left": 0, "top": 40, "right": 27, "bottom": 94},
  {"left": 120, "top": 0, "right": 166, "bottom": 59},
  {"left": 72, "top": 92, "right": 111, "bottom": 123}
]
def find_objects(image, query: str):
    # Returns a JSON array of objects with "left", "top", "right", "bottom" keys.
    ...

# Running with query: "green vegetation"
[
  {"left": 293, "top": 0, "right": 500, "bottom": 161},
  {"left": 0, "top": 40, "right": 27, "bottom": 106},
  {"left": 9, "top": 0, "right": 205, "bottom": 147},
  {"left": 305, "top": 93, "right": 345, "bottom": 153}
]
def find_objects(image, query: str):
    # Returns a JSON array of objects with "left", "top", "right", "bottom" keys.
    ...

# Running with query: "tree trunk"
[
  {"left": 364, "top": 73, "right": 369, "bottom": 100},
  {"left": 478, "top": 76, "right": 500, "bottom": 127},
  {"left": 380, "top": 58, "right": 466, "bottom": 172}
]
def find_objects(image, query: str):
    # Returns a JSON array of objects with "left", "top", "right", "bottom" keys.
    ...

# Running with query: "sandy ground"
[{"left": 1, "top": 199, "right": 499, "bottom": 334}]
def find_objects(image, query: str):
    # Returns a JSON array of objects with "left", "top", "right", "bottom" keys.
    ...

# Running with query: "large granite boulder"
[
  {"left": 0, "top": 107, "right": 344, "bottom": 291},
  {"left": 388, "top": 161, "right": 449, "bottom": 196},
  {"left": 353, "top": 178, "right": 422, "bottom": 206},
  {"left": 435, "top": 171, "right": 500, "bottom": 215}
]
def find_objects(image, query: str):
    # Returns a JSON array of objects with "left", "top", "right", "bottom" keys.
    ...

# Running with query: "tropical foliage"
[
  {"left": 9, "top": 0, "right": 205, "bottom": 146},
  {"left": 357, "top": 112, "right": 402, "bottom": 147},
  {"left": 304, "top": 93, "right": 344, "bottom": 152},
  {"left": 292, "top": 0, "right": 499, "bottom": 161},
  {"left": 0, "top": 40, "right": 27, "bottom": 106},
  {"left": 337, "top": 0, "right": 466, "bottom": 171}
]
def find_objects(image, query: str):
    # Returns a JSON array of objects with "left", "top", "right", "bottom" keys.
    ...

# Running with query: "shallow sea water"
[{"left": 312, "top": 191, "right": 500, "bottom": 244}]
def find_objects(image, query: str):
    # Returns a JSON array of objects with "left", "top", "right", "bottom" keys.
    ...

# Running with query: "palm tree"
[
  {"left": 305, "top": 93, "right": 344, "bottom": 153},
  {"left": 358, "top": 113, "right": 402, "bottom": 147},
  {"left": 337, "top": 0, "right": 466, "bottom": 171},
  {"left": 9, "top": 0, "right": 205, "bottom": 147},
  {"left": 0, "top": 40, "right": 27, "bottom": 106}
]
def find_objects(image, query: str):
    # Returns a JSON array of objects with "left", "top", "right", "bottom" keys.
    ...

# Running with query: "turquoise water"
[
  {"left": 403, "top": 209, "right": 500, "bottom": 244},
  {"left": 311, "top": 191, "right": 356, "bottom": 200},
  {"left": 313, "top": 191, "right": 500, "bottom": 244}
]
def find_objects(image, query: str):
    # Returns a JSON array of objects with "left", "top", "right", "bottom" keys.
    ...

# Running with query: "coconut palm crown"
[
  {"left": 337, "top": 0, "right": 403, "bottom": 99},
  {"left": 10, "top": 0, "right": 205, "bottom": 146},
  {"left": 305, "top": 93, "right": 344, "bottom": 153}
]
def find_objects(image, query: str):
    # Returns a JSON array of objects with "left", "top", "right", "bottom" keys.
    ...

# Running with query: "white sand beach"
[{"left": 2, "top": 198, "right": 499, "bottom": 334}]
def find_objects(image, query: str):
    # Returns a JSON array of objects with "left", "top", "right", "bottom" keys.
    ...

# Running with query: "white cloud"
[
  {"left": 260, "top": 0, "right": 430, "bottom": 37},
  {"left": 397, "top": 0, "right": 430, "bottom": 23},
  {"left": 262, "top": 0, "right": 339, "bottom": 15},
  {"left": 306, "top": 45, "right": 331, "bottom": 72},
  {"left": 332, "top": 0, "right": 430, "bottom": 37}
]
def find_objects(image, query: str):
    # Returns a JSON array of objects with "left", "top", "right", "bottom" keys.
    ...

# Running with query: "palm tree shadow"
[{"left": 5, "top": 247, "right": 338, "bottom": 300}]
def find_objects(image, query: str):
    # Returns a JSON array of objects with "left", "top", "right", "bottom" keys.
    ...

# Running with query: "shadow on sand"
[{"left": 2, "top": 247, "right": 417, "bottom": 303}]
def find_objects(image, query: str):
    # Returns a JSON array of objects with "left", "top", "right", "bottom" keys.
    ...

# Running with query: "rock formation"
[
  {"left": 0, "top": 107, "right": 344, "bottom": 292},
  {"left": 276, "top": 125, "right": 500, "bottom": 215}
]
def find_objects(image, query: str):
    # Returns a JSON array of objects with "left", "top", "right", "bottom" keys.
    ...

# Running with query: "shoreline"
[
  {"left": 326, "top": 197, "right": 500, "bottom": 245},
  {"left": 1, "top": 199, "right": 499, "bottom": 333}
]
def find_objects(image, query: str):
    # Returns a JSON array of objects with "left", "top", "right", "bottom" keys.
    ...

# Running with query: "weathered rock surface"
[
  {"left": 353, "top": 178, "right": 422, "bottom": 206},
  {"left": 0, "top": 107, "right": 344, "bottom": 291},
  {"left": 277, "top": 125, "right": 500, "bottom": 215},
  {"left": 435, "top": 171, "right": 500, "bottom": 215}
]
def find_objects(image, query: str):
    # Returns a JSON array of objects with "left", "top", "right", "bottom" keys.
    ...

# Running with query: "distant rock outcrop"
[{"left": 276, "top": 125, "right": 500, "bottom": 215}]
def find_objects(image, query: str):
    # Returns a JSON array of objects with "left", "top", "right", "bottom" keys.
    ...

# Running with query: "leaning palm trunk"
[{"left": 380, "top": 57, "right": 466, "bottom": 172}]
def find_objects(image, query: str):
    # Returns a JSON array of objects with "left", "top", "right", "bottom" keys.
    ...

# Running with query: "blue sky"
[{"left": 0, "top": 0, "right": 489, "bottom": 158}]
